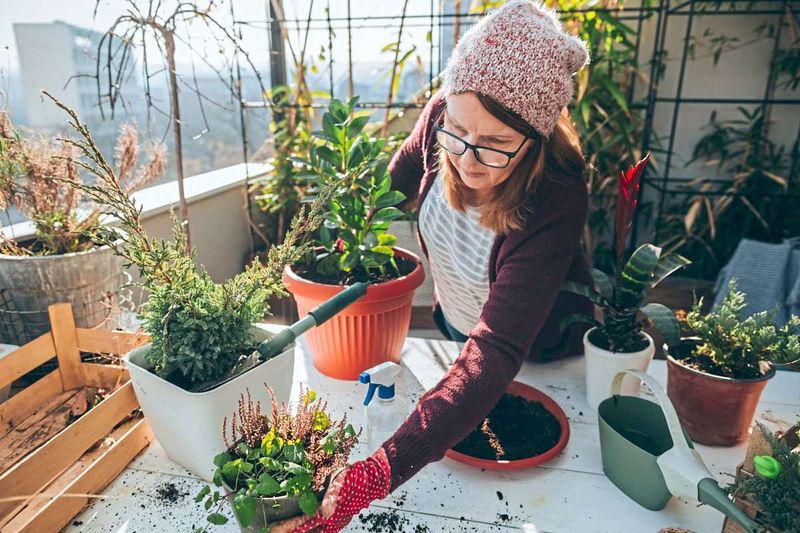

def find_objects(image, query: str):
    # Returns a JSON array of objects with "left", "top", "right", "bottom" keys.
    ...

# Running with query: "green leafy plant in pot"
[
  {"left": 560, "top": 153, "right": 690, "bottom": 410},
  {"left": 196, "top": 387, "right": 359, "bottom": 532},
  {"left": 667, "top": 280, "right": 799, "bottom": 446},
  {"left": 283, "top": 97, "right": 425, "bottom": 380},
  {"left": 45, "top": 94, "right": 327, "bottom": 480},
  {"left": 725, "top": 421, "right": 800, "bottom": 533}
]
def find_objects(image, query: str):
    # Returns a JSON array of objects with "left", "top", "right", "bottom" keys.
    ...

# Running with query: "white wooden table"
[{"left": 65, "top": 335, "right": 799, "bottom": 533}]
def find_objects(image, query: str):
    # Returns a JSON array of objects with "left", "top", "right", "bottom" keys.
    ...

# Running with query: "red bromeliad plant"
[{"left": 562, "top": 153, "right": 691, "bottom": 353}]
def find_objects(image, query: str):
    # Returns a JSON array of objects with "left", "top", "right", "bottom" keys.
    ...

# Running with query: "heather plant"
[
  {"left": 196, "top": 387, "right": 359, "bottom": 529},
  {"left": 678, "top": 279, "right": 800, "bottom": 379},
  {"left": 0, "top": 112, "right": 165, "bottom": 256},
  {"left": 44, "top": 93, "right": 328, "bottom": 387}
]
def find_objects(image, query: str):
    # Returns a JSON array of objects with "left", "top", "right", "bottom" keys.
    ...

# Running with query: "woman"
[{"left": 281, "top": 1, "right": 593, "bottom": 531}]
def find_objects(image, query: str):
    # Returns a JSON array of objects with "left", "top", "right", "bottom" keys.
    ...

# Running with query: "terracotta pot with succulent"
[
  {"left": 45, "top": 94, "right": 327, "bottom": 480},
  {"left": 668, "top": 280, "right": 800, "bottom": 446},
  {"left": 723, "top": 421, "right": 800, "bottom": 533},
  {"left": 196, "top": 387, "right": 359, "bottom": 532},
  {"left": 284, "top": 97, "right": 425, "bottom": 380},
  {"left": 0, "top": 112, "right": 165, "bottom": 344},
  {"left": 561, "top": 153, "right": 691, "bottom": 410}
]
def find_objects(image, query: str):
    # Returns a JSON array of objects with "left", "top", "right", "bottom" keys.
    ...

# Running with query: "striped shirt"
[{"left": 418, "top": 174, "right": 496, "bottom": 336}]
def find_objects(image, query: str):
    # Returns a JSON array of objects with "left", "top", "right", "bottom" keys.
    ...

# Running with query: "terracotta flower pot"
[
  {"left": 666, "top": 354, "right": 775, "bottom": 446},
  {"left": 283, "top": 248, "right": 425, "bottom": 380}
]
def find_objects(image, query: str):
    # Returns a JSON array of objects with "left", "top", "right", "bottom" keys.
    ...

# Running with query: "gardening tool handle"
[
  {"left": 307, "top": 282, "right": 369, "bottom": 325},
  {"left": 611, "top": 370, "right": 688, "bottom": 453}
]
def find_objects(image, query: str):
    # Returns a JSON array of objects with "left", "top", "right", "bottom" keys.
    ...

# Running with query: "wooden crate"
[
  {"left": 722, "top": 423, "right": 800, "bottom": 533},
  {"left": 0, "top": 303, "right": 152, "bottom": 533}
]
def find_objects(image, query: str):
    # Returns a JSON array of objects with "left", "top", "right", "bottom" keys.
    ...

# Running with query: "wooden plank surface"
[
  {"left": 81, "top": 364, "right": 129, "bottom": 390},
  {"left": 0, "top": 370, "right": 63, "bottom": 437},
  {"left": 0, "top": 389, "right": 84, "bottom": 477},
  {"left": 48, "top": 304, "right": 85, "bottom": 391},
  {"left": 75, "top": 329, "right": 149, "bottom": 358},
  {"left": 0, "top": 382, "right": 138, "bottom": 523},
  {"left": 4, "top": 418, "right": 152, "bottom": 533},
  {"left": 0, "top": 334, "right": 57, "bottom": 389}
]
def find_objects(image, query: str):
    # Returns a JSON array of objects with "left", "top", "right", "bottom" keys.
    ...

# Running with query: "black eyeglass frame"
[{"left": 433, "top": 123, "right": 536, "bottom": 169}]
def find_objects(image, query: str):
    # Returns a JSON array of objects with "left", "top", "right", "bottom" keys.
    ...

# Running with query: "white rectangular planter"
[{"left": 125, "top": 323, "right": 294, "bottom": 481}]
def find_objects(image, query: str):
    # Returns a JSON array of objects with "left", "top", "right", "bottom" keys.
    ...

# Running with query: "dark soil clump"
[
  {"left": 452, "top": 393, "right": 561, "bottom": 460},
  {"left": 155, "top": 482, "right": 188, "bottom": 504}
]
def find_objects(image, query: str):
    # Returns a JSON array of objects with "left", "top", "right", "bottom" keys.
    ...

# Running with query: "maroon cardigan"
[{"left": 381, "top": 93, "right": 593, "bottom": 491}]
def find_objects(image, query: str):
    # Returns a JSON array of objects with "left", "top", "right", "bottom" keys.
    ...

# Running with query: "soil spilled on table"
[{"left": 452, "top": 393, "right": 561, "bottom": 460}]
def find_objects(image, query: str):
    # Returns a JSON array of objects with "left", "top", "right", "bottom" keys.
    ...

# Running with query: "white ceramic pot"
[
  {"left": 125, "top": 323, "right": 294, "bottom": 481},
  {"left": 584, "top": 328, "right": 655, "bottom": 411}
]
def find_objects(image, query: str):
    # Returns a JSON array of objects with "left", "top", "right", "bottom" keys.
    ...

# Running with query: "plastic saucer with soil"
[{"left": 445, "top": 381, "right": 570, "bottom": 470}]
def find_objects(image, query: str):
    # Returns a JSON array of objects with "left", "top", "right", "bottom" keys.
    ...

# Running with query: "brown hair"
[{"left": 441, "top": 92, "right": 587, "bottom": 234}]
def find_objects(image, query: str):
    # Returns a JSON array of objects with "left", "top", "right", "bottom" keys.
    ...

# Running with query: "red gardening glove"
[{"left": 274, "top": 447, "right": 391, "bottom": 533}]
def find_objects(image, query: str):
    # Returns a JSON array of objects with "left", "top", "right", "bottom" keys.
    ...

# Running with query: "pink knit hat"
[{"left": 441, "top": 0, "right": 590, "bottom": 138}]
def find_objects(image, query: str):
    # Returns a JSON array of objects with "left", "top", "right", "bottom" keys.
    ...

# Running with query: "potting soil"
[
  {"left": 452, "top": 393, "right": 561, "bottom": 460},
  {"left": 294, "top": 255, "right": 417, "bottom": 285}
]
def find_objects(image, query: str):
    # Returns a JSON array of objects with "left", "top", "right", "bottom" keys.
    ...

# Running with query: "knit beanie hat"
[{"left": 440, "top": 0, "right": 590, "bottom": 138}]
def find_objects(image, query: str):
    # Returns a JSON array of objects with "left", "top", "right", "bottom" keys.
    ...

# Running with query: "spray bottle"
[{"left": 359, "top": 362, "right": 409, "bottom": 450}]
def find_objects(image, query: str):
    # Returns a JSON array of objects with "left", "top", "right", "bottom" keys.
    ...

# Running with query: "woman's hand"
[{"left": 269, "top": 447, "right": 391, "bottom": 533}]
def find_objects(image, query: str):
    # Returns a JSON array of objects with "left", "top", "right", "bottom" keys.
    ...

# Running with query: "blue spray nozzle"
[{"left": 360, "top": 363, "right": 401, "bottom": 406}]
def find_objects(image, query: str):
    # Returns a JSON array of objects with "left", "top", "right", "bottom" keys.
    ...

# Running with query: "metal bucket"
[{"left": 0, "top": 244, "right": 126, "bottom": 344}]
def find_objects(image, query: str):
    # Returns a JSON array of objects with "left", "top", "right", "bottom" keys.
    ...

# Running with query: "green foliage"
[
  {"left": 562, "top": 244, "right": 690, "bottom": 352},
  {"left": 295, "top": 97, "right": 407, "bottom": 284},
  {"left": 44, "top": 93, "right": 326, "bottom": 387},
  {"left": 197, "top": 388, "right": 359, "bottom": 528},
  {"left": 729, "top": 422, "right": 800, "bottom": 533},
  {"left": 253, "top": 84, "right": 315, "bottom": 246},
  {"left": 555, "top": 0, "right": 660, "bottom": 271},
  {"left": 660, "top": 106, "right": 800, "bottom": 280},
  {"left": 679, "top": 279, "right": 800, "bottom": 379}
]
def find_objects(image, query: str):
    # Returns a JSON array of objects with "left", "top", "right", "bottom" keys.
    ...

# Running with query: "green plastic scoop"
[
  {"left": 190, "top": 282, "right": 369, "bottom": 392},
  {"left": 598, "top": 369, "right": 759, "bottom": 533}
]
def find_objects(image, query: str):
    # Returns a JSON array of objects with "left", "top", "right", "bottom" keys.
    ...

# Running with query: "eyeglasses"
[{"left": 433, "top": 124, "right": 534, "bottom": 169}]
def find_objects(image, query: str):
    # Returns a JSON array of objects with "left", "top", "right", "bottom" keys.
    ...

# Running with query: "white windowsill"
[{"left": 1, "top": 162, "right": 271, "bottom": 241}]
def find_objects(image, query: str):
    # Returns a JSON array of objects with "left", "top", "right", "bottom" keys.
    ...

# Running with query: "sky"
[{"left": 0, "top": 0, "right": 440, "bottom": 74}]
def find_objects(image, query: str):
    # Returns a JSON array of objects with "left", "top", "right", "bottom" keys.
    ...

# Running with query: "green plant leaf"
[
  {"left": 207, "top": 513, "right": 228, "bottom": 525},
  {"left": 213, "top": 452, "right": 232, "bottom": 468},
  {"left": 195, "top": 485, "right": 211, "bottom": 503},
  {"left": 348, "top": 115, "right": 371, "bottom": 137},
  {"left": 372, "top": 207, "right": 404, "bottom": 223},
  {"left": 590, "top": 268, "right": 614, "bottom": 301},
  {"left": 639, "top": 303, "right": 680, "bottom": 348},
  {"left": 233, "top": 494, "right": 257, "bottom": 527},
  {"left": 256, "top": 474, "right": 280, "bottom": 496},
  {"left": 258, "top": 457, "right": 281, "bottom": 471},
  {"left": 377, "top": 233, "right": 397, "bottom": 247},
  {"left": 284, "top": 443, "right": 307, "bottom": 464},
  {"left": 651, "top": 253, "right": 691, "bottom": 288},
  {"left": 617, "top": 244, "right": 660, "bottom": 309},
  {"left": 284, "top": 462, "right": 312, "bottom": 477},
  {"left": 374, "top": 190, "right": 406, "bottom": 209},
  {"left": 299, "top": 491, "right": 319, "bottom": 516},
  {"left": 316, "top": 253, "right": 341, "bottom": 277},
  {"left": 561, "top": 280, "right": 606, "bottom": 306}
]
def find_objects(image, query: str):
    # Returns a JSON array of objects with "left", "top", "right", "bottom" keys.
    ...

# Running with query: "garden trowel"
[
  {"left": 598, "top": 369, "right": 760, "bottom": 533},
  {"left": 191, "top": 281, "right": 369, "bottom": 392}
]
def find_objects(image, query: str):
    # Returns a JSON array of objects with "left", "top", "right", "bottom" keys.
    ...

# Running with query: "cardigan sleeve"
[
  {"left": 381, "top": 174, "right": 589, "bottom": 490},
  {"left": 388, "top": 93, "right": 445, "bottom": 205}
]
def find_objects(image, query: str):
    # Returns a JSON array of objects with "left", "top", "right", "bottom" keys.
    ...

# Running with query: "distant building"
[{"left": 13, "top": 20, "right": 139, "bottom": 136}]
